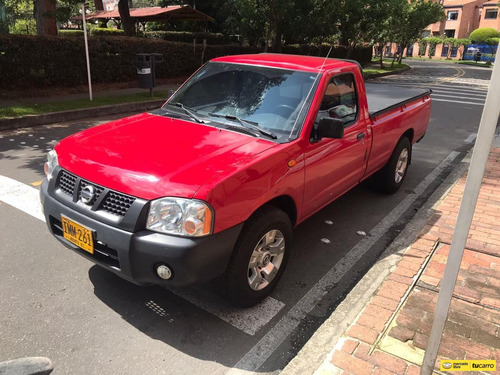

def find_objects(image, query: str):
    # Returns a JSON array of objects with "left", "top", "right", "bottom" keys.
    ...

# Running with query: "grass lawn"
[
  {"left": 0, "top": 91, "right": 168, "bottom": 119},
  {"left": 364, "top": 62, "right": 409, "bottom": 76}
]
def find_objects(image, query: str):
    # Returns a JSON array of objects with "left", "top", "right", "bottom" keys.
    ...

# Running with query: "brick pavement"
[{"left": 321, "top": 148, "right": 500, "bottom": 375}]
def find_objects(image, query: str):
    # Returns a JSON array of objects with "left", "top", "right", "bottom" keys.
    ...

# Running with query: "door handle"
[{"left": 357, "top": 132, "right": 366, "bottom": 141}]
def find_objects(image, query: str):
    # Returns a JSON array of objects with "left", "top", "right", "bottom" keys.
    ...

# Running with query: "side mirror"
[{"left": 315, "top": 117, "right": 344, "bottom": 140}]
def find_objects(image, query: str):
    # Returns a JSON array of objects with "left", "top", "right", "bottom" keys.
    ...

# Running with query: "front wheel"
[
  {"left": 375, "top": 136, "right": 411, "bottom": 194},
  {"left": 221, "top": 206, "right": 292, "bottom": 307}
]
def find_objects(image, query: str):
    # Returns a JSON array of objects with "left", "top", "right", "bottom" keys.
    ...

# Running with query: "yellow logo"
[{"left": 440, "top": 360, "right": 496, "bottom": 371}]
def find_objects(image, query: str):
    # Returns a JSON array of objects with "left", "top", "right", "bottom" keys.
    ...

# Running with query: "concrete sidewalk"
[{"left": 283, "top": 142, "right": 500, "bottom": 375}]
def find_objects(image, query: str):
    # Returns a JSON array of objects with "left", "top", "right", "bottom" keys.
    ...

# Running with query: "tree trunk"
[
  {"left": 379, "top": 42, "right": 385, "bottom": 69},
  {"left": 35, "top": 0, "right": 57, "bottom": 36},
  {"left": 94, "top": 0, "right": 104, "bottom": 10},
  {"left": 118, "top": 0, "right": 135, "bottom": 37},
  {"left": 0, "top": 0, "right": 8, "bottom": 34},
  {"left": 272, "top": 20, "right": 282, "bottom": 52}
]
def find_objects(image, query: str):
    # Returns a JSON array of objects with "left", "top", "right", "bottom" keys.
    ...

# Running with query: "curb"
[
  {"left": 0, "top": 99, "right": 165, "bottom": 132},
  {"left": 280, "top": 151, "right": 471, "bottom": 375},
  {"left": 365, "top": 65, "right": 412, "bottom": 80}
]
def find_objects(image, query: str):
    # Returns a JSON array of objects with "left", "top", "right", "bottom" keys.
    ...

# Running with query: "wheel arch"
[{"left": 249, "top": 195, "right": 298, "bottom": 227}]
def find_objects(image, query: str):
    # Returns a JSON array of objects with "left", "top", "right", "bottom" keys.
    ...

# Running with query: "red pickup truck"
[{"left": 40, "top": 54, "right": 431, "bottom": 307}]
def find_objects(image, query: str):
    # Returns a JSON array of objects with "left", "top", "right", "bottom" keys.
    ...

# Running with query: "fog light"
[{"left": 156, "top": 265, "right": 172, "bottom": 280}]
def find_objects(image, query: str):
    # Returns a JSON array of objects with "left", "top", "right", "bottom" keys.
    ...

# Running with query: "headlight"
[
  {"left": 146, "top": 198, "right": 213, "bottom": 237},
  {"left": 44, "top": 150, "right": 58, "bottom": 181}
]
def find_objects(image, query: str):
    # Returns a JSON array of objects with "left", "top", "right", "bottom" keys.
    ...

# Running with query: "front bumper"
[{"left": 40, "top": 179, "right": 243, "bottom": 286}]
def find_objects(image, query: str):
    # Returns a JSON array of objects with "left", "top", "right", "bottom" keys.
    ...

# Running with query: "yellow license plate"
[{"left": 61, "top": 216, "right": 94, "bottom": 254}]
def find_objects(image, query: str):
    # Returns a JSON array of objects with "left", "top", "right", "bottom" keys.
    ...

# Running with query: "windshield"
[{"left": 164, "top": 62, "right": 319, "bottom": 141}]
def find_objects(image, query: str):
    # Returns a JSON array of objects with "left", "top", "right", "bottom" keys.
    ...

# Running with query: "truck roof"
[{"left": 212, "top": 53, "right": 358, "bottom": 73}]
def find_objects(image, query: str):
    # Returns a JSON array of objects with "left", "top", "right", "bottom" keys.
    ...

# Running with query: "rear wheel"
[
  {"left": 221, "top": 206, "right": 292, "bottom": 307},
  {"left": 375, "top": 137, "right": 411, "bottom": 194}
]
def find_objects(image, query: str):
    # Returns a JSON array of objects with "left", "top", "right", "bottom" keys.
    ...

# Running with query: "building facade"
[{"left": 382, "top": 0, "right": 499, "bottom": 60}]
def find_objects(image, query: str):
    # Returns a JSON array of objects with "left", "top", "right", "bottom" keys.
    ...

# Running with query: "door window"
[{"left": 316, "top": 74, "right": 358, "bottom": 126}]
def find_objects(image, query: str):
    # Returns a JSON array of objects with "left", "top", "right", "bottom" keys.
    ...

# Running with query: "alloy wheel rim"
[
  {"left": 247, "top": 229, "right": 285, "bottom": 291},
  {"left": 395, "top": 148, "right": 408, "bottom": 184}
]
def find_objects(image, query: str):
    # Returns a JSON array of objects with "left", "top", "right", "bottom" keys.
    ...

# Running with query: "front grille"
[
  {"left": 59, "top": 171, "right": 76, "bottom": 197},
  {"left": 56, "top": 169, "right": 136, "bottom": 217},
  {"left": 78, "top": 179, "right": 104, "bottom": 206},
  {"left": 101, "top": 191, "right": 135, "bottom": 217}
]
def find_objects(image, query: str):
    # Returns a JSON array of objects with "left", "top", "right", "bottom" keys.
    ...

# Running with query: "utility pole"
[
  {"left": 420, "top": 51, "right": 500, "bottom": 374},
  {"left": 82, "top": 3, "right": 93, "bottom": 101}
]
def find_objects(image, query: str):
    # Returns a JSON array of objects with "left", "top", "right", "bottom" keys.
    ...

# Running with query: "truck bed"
[{"left": 365, "top": 83, "right": 432, "bottom": 118}]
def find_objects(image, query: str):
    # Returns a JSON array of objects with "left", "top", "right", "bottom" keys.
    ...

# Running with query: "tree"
[
  {"left": 118, "top": 0, "right": 135, "bottom": 36},
  {"left": 426, "top": 36, "right": 442, "bottom": 58},
  {"left": 455, "top": 38, "right": 470, "bottom": 60},
  {"left": 443, "top": 37, "right": 457, "bottom": 59},
  {"left": 364, "top": 0, "right": 404, "bottom": 68},
  {"left": 0, "top": 0, "right": 8, "bottom": 33},
  {"left": 390, "top": 0, "right": 444, "bottom": 63},
  {"left": 469, "top": 27, "right": 500, "bottom": 44},
  {"left": 35, "top": 0, "right": 57, "bottom": 35},
  {"left": 221, "top": 0, "right": 268, "bottom": 46},
  {"left": 418, "top": 38, "right": 428, "bottom": 57}
]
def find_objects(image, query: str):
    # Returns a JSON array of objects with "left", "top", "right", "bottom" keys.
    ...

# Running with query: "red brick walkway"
[{"left": 324, "top": 148, "right": 500, "bottom": 374}]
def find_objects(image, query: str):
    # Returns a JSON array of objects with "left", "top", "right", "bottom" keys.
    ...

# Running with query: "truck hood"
[{"left": 56, "top": 112, "right": 276, "bottom": 200}]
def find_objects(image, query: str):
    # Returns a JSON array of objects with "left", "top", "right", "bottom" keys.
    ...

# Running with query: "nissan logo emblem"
[{"left": 80, "top": 185, "right": 95, "bottom": 205}]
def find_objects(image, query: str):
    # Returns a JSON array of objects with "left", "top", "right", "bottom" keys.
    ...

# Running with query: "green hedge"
[
  {"left": 91, "top": 28, "right": 124, "bottom": 36},
  {"left": 0, "top": 35, "right": 372, "bottom": 89},
  {"left": 59, "top": 29, "right": 85, "bottom": 37},
  {"left": 144, "top": 31, "right": 229, "bottom": 45},
  {"left": 59, "top": 28, "right": 124, "bottom": 37}
]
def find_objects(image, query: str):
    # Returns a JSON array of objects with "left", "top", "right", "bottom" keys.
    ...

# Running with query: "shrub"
[
  {"left": 0, "top": 35, "right": 372, "bottom": 89},
  {"left": 91, "top": 28, "right": 124, "bottom": 36},
  {"left": 144, "top": 31, "right": 230, "bottom": 45},
  {"left": 469, "top": 28, "right": 500, "bottom": 44},
  {"left": 59, "top": 29, "right": 85, "bottom": 37}
]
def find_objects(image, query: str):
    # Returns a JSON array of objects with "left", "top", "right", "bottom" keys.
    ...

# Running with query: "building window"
[
  {"left": 447, "top": 11, "right": 459, "bottom": 20},
  {"left": 485, "top": 9, "right": 498, "bottom": 19},
  {"left": 421, "top": 30, "right": 431, "bottom": 38},
  {"left": 444, "top": 29, "right": 456, "bottom": 38}
]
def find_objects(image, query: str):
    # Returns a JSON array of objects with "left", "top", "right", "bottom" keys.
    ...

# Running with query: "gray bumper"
[{"left": 40, "top": 180, "right": 243, "bottom": 286}]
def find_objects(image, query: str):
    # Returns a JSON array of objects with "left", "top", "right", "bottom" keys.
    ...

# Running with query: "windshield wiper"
[
  {"left": 166, "top": 102, "right": 205, "bottom": 123},
  {"left": 208, "top": 113, "right": 277, "bottom": 139}
]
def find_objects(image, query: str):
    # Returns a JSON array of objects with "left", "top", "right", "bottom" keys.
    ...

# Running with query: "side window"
[{"left": 316, "top": 74, "right": 358, "bottom": 126}]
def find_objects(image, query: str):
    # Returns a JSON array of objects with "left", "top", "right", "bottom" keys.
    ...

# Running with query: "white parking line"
[
  {"left": 226, "top": 150, "right": 461, "bottom": 375},
  {"left": 430, "top": 89, "right": 487, "bottom": 97},
  {"left": 0, "top": 174, "right": 284, "bottom": 336},
  {"left": 431, "top": 98, "right": 485, "bottom": 106},
  {"left": 169, "top": 287, "right": 285, "bottom": 336},
  {"left": 430, "top": 93, "right": 485, "bottom": 102},
  {"left": 0, "top": 176, "right": 45, "bottom": 222},
  {"left": 464, "top": 133, "right": 477, "bottom": 144}
]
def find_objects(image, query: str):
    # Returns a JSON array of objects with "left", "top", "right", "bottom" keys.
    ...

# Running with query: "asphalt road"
[{"left": 0, "top": 60, "right": 493, "bottom": 375}]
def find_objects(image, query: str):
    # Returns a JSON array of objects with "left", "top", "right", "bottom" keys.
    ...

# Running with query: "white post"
[
  {"left": 420, "top": 57, "right": 500, "bottom": 373},
  {"left": 82, "top": 3, "right": 93, "bottom": 101}
]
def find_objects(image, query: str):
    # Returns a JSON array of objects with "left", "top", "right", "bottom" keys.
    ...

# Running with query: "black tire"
[
  {"left": 221, "top": 206, "right": 292, "bottom": 307},
  {"left": 375, "top": 136, "right": 411, "bottom": 194}
]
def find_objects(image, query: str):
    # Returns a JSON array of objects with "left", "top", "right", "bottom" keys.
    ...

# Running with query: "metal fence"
[{"left": 463, "top": 43, "right": 497, "bottom": 63}]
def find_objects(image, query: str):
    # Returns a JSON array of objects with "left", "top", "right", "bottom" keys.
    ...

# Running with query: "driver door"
[{"left": 302, "top": 72, "right": 369, "bottom": 217}]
